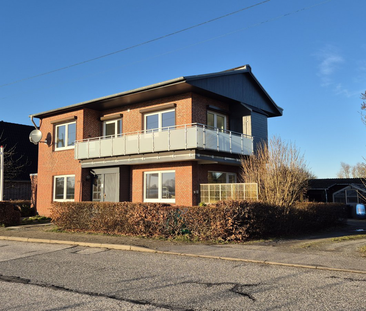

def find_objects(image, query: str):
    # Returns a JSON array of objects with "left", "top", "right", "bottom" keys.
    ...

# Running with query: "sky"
[{"left": 0, "top": 0, "right": 365, "bottom": 178}]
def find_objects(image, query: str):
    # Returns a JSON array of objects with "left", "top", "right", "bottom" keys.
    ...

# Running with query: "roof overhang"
[
  {"left": 30, "top": 65, "right": 283, "bottom": 119},
  {"left": 30, "top": 77, "right": 242, "bottom": 119}
]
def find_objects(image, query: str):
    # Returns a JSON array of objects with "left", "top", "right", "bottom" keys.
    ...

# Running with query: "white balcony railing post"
[
  {"left": 124, "top": 133, "right": 126, "bottom": 155},
  {"left": 168, "top": 127, "right": 170, "bottom": 151},
  {"left": 152, "top": 130, "right": 155, "bottom": 153},
  {"left": 203, "top": 125, "right": 206, "bottom": 149},
  {"left": 216, "top": 128, "right": 219, "bottom": 151},
  {"left": 87, "top": 139, "right": 90, "bottom": 158},
  {"left": 185, "top": 124, "right": 187, "bottom": 149},
  {"left": 241, "top": 135, "right": 244, "bottom": 155},
  {"left": 229, "top": 131, "right": 232, "bottom": 153},
  {"left": 137, "top": 132, "right": 140, "bottom": 154}
]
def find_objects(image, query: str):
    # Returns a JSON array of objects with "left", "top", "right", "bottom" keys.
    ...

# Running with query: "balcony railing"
[
  {"left": 200, "top": 183, "right": 258, "bottom": 204},
  {"left": 75, "top": 123, "right": 253, "bottom": 160}
]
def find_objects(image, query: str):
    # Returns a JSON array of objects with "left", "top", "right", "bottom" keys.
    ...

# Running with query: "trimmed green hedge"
[{"left": 50, "top": 201, "right": 347, "bottom": 241}]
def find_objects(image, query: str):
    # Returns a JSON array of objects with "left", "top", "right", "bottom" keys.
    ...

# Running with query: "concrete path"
[{"left": 1, "top": 219, "right": 366, "bottom": 274}]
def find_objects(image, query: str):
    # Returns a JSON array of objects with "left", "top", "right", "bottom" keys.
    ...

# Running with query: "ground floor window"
[
  {"left": 144, "top": 170, "right": 175, "bottom": 203},
  {"left": 53, "top": 175, "right": 75, "bottom": 201},
  {"left": 208, "top": 171, "right": 236, "bottom": 183}
]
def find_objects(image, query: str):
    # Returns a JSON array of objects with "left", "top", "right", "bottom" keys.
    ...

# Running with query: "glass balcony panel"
[{"left": 75, "top": 124, "right": 253, "bottom": 160}]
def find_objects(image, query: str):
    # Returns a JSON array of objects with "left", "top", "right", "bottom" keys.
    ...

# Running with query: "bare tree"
[
  {"left": 241, "top": 136, "right": 313, "bottom": 207},
  {"left": 337, "top": 161, "right": 366, "bottom": 178},
  {"left": 0, "top": 132, "right": 29, "bottom": 180},
  {"left": 337, "top": 162, "right": 352, "bottom": 178}
]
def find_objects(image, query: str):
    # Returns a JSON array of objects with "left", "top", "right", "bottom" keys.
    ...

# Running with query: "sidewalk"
[{"left": 1, "top": 220, "right": 366, "bottom": 274}]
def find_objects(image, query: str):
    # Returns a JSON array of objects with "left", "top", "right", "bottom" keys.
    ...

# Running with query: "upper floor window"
[
  {"left": 55, "top": 121, "right": 76, "bottom": 150},
  {"left": 144, "top": 109, "right": 175, "bottom": 132},
  {"left": 208, "top": 171, "right": 236, "bottom": 183},
  {"left": 207, "top": 111, "right": 226, "bottom": 131},
  {"left": 53, "top": 175, "right": 75, "bottom": 201},
  {"left": 103, "top": 119, "right": 122, "bottom": 138}
]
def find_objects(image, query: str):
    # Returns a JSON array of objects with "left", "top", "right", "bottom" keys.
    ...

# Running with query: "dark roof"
[
  {"left": 308, "top": 178, "right": 365, "bottom": 190},
  {"left": 0, "top": 121, "right": 38, "bottom": 180},
  {"left": 30, "top": 65, "right": 283, "bottom": 120}
]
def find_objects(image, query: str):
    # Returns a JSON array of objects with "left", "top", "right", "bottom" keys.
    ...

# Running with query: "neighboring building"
[
  {"left": 0, "top": 121, "right": 38, "bottom": 200},
  {"left": 30, "top": 65, "right": 283, "bottom": 216},
  {"left": 307, "top": 178, "right": 366, "bottom": 216}
]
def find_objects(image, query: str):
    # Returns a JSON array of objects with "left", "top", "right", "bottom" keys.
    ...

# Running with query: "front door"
[{"left": 92, "top": 168, "right": 119, "bottom": 202}]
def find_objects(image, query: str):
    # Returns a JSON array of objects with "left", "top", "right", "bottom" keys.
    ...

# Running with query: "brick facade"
[
  {"left": 33, "top": 66, "right": 281, "bottom": 216},
  {"left": 34, "top": 92, "right": 246, "bottom": 216}
]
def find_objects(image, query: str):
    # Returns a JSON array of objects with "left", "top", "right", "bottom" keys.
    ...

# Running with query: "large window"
[
  {"left": 144, "top": 109, "right": 175, "bottom": 132},
  {"left": 55, "top": 121, "right": 76, "bottom": 150},
  {"left": 103, "top": 119, "right": 122, "bottom": 138},
  {"left": 54, "top": 175, "right": 75, "bottom": 201},
  {"left": 207, "top": 111, "right": 226, "bottom": 131},
  {"left": 208, "top": 171, "right": 236, "bottom": 183},
  {"left": 144, "top": 170, "right": 175, "bottom": 203}
]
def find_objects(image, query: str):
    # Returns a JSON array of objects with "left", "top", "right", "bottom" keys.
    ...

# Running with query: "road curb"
[{"left": 1, "top": 235, "right": 365, "bottom": 275}]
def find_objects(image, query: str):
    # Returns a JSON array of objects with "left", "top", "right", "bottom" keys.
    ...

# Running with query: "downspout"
[{"left": 325, "top": 189, "right": 328, "bottom": 203}]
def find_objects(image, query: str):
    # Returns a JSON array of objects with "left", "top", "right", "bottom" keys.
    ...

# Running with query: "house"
[
  {"left": 0, "top": 121, "right": 38, "bottom": 200},
  {"left": 307, "top": 178, "right": 366, "bottom": 217},
  {"left": 29, "top": 65, "right": 283, "bottom": 216}
]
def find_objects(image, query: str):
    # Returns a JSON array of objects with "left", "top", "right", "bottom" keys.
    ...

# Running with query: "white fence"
[{"left": 200, "top": 183, "right": 258, "bottom": 204}]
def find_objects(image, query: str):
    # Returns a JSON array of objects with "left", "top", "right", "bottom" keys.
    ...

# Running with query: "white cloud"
[{"left": 315, "top": 45, "right": 344, "bottom": 87}]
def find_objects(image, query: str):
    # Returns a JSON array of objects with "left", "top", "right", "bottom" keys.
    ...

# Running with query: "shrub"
[
  {"left": 50, "top": 201, "right": 347, "bottom": 242},
  {"left": 0, "top": 201, "right": 21, "bottom": 226},
  {"left": 11, "top": 200, "right": 35, "bottom": 217}
]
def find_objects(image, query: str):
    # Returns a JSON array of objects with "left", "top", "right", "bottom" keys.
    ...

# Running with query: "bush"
[
  {"left": 11, "top": 200, "right": 35, "bottom": 217},
  {"left": 0, "top": 202, "right": 21, "bottom": 226},
  {"left": 50, "top": 201, "right": 347, "bottom": 242}
]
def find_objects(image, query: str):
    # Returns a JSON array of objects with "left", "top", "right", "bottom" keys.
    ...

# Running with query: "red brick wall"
[
  {"left": 36, "top": 92, "right": 238, "bottom": 215},
  {"left": 96, "top": 93, "right": 193, "bottom": 135},
  {"left": 131, "top": 161, "right": 195, "bottom": 206},
  {"left": 36, "top": 111, "right": 85, "bottom": 216},
  {"left": 192, "top": 93, "right": 230, "bottom": 129}
]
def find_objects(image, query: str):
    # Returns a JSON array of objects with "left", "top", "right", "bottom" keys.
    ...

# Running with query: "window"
[
  {"left": 54, "top": 175, "right": 75, "bottom": 201},
  {"left": 55, "top": 121, "right": 76, "bottom": 150},
  {"left": 208, "top": 171, "right": 236, "bottom": 183},
  {"left": 207, "top": 111, "right": 226, "bottom": 131},
  {"left": 144, "top": 109, "right": 175, "bottom": 132},
  {"left": 144, "top": 171, "right": 175, "bottom": 203},
  {"left": 103, "top": 119, "right": 122, "bottom": 138}
]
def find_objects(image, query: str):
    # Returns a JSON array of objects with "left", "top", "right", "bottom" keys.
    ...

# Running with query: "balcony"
[{"left": 74, "top": 123, "right": 253, "bottom": 160}]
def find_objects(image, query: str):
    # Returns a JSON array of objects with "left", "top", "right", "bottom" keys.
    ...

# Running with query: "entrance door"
[{"left": 92, "top": 168, "right": 119, "bottom": 202}]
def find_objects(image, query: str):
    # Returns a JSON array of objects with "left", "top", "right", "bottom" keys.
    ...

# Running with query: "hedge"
[
  {"left": 50, "top": 201, "right": 347, "bottom": 242},
  {"left": 0, "top": 201, "right": 21, "bottom": 226}
]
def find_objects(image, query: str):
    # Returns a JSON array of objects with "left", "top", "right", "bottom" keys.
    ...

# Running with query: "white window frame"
[
  {"left": 55, "top": 121, "right": 76, "bottom": 151},
  {"left": 208, "top": 171, "right": 237, "bottom": 183},
  {"left": 207, "top": 111, "right": 227, "bottom": 131},
  {"left": 103, "top": 119, "right": 122, "bottom": 138},
  {"left": 53, "top": 175, "right": 75, "bottom": 202},
  {"left": 144, "top": 109, "right": 175, "bottom": 132},
  {"left": 144, "top": 170, "right": 175, "bottom": 203}
]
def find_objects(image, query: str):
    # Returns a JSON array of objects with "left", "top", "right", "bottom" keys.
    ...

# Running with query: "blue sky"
[{"left": 1, "top": 0, "right": 365, "bottom": 178}]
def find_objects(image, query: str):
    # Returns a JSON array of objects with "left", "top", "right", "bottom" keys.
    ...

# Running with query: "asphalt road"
[{"left": 0, "top": 240, "right": 366, "bottom": 310}]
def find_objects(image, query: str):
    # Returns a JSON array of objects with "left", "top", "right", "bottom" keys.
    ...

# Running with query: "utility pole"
[{"left": 0, "top": 146, "right": 3, "bottom": 201}]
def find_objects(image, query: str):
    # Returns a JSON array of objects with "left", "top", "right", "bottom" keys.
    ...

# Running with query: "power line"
[
  {"left": 0, "top": 0, "right": 271, "bottom": 89},
  {"left": 0, "top": 0, "right": 334, "bottom": 101}
]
